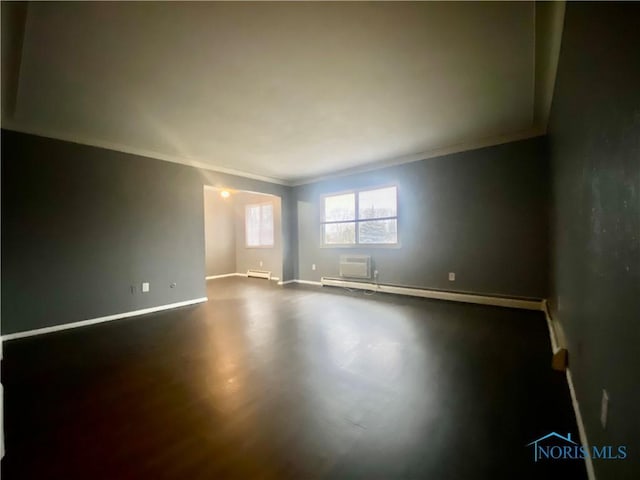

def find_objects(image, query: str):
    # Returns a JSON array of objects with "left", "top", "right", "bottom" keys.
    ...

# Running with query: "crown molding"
[
  {"left": 2, "top": 120, "right": 545, "bottom": 189},
  {"left": 290, "top": 128, "right": 545, "bottom": 186},
  {"left": 0, "top": 120, "right": 289, "bottom": 186}
]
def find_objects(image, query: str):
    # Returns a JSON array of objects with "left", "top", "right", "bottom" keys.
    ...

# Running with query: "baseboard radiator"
[
  {"left": 320, "top": 277, "right": 543, "bottom": 311},
  {"left": 247, "top": 269, "right": 271, "bottom": 280},
  {"left": 339, "top": 255, "right": 371, "bottom": 279}
]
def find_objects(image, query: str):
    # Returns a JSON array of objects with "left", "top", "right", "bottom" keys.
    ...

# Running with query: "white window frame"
[
  {"left": 320, "top": 185, "right": 399, "bottom": 247},
  {"left": 245, "top": 202, "right": 275, "bottom": 248}
]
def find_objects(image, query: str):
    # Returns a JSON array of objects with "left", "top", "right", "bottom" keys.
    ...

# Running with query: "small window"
[
  {"left": 322, "top": 186, "right": 398, "bottom": 246},
  {"left": 246, "top": 203, "right": 274, "bottom": 247}
]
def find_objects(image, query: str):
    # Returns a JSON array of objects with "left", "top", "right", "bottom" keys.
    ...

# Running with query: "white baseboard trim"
[
  {"left": 1, "top": 297, "right": 208, "bottom": 341},
  {"left": 320, "top": 277, "right": 543, "bottom": 311},
  {"left": 279, "top": 279, "right": 323, "bottom": 286},
  {"left": 542, "top": 299, "right": 560, "bottom": 353},
  {"left": 207, "top": 273, "right": 280, "bottom": 282},
  {"left": 566, "top": 368, "right": 596, "bottom": 480},
  {"left": 542, "top": 299, "right": 570, "bottom": 353},
  {"left": 295, "top": 279, "right": 323, "bottom": 286},
  {"left": 543, "top": 302, "right": 595, "bottom": 480},
  {"left": 279, "top": 277, "right": 543, "bottom": 310},
  {"left": 206, "top": 273, "right": 242, "bottom": 280}
]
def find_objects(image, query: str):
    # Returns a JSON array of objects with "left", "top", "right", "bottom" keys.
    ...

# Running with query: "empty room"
[{"left": 1, "top": 2, "right": 638, "bottom": 479}]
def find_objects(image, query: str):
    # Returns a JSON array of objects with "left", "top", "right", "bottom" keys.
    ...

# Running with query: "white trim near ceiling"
[
  {"left": 291, "top": 128, "right": 545, "bottom": 186},
  {"left": 1, "top": 122, "right": 289, "bottom": 185},
  {"left": 3, "top": 122, "right": 545, "bottom": 187},
  {"left": 1, "top": 297, "right": 208, "bottom": 341},
  {"left": 533, "top": 0, "right": 566, "bottom": 131},
  {"left": 203, "top": 185, "right": 279, "bottom": 198}
]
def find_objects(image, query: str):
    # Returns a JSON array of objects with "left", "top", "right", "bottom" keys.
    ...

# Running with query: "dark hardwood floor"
[{"left": 2, "top": 277, "right": 586, "bottom": 479}]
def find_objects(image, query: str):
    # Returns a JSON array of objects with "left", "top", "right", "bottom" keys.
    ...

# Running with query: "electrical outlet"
[
  {"left": 374, "top": 270, "right": 379, "bottom": 278},
  {"left": 600, "top": 389, "right": 609, "bottom": 429},
  {"left": 130, "top": 285, "right": 136, "bottom": 295},
  {"left": 259, "top": 261, "right": 263, "bottom": 267},
  {"left": 448, "top": 272, "right": 456, "bottom": 281},
  {"left": 142, "top": 282, "right": 150, "bottom": 293},
  {"left": 312, "top": 264, "right": 316, "bottom": 271}
]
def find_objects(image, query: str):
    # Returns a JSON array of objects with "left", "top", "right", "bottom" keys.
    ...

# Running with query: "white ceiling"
[{"left": 7, "top": 2, "right": 543, "bottom": 184}]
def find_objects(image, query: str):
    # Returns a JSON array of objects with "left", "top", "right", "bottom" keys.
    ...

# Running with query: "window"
[
  {"left": 246, "top": 203, "right": 274, "bottom": 247},
  {"left": 322, "top": 186, "right": 398, "bottom": 246}
]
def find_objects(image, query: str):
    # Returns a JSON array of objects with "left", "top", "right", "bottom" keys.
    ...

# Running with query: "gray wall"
[
  {"left": 294, "top": 137, "right": 549, "bottom": 298},
  {"left": 203, "top": 188, "right": 236, "bottom": 276},
  {"left": 1, "top": 130, "right": 294, "bottom": 335},
  {"left": 548, "top": 4, "right": 640, "bottom": 479},
  {"left": 1, "top": 1, "right": 27, "bottom": 120},
  {"left": 234, "top": 192, "right": 283, "bottom": 280}
]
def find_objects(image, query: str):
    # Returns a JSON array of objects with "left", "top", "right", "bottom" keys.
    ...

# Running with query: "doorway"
[{"left": 203, "top": 186, "right": 284, "bottom": 282}]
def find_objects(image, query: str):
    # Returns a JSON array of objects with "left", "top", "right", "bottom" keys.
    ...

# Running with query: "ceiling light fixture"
[{"left": 220, "top": 190, "right": 230, "bottom": 199}]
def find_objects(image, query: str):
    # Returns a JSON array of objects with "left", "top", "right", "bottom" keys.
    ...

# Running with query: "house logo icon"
[
  {"left": 526, "top": 432, "right": 577, "bottom": 462},
  {"left": 527, "top": 431, "right": 628, "bottom": 462}
]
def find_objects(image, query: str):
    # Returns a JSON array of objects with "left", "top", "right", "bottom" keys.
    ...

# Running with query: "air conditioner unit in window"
[{"left": 339, "top": 255, "right": 371, "bottom": 279}]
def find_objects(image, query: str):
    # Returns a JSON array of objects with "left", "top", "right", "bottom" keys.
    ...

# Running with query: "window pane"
[
  {"left": 260, "top": 204, "right": 274, "bottom": 246},
  {"left": 324, "top": 193, "right": 355, "bottom": 221},
  {"left": 246, "top": 203, "right": 274, "bottom": 247},
  {"left": 358, "top": 187, "right": 397, "bottom": 219},
  {"left": 324, "top": 222, "right": 356, "bottom": 244},
  {"left": 246, "top": 205, "right": 260, "bottom": 246},
  {"left": 358, "top": 219, "right": 397, "bottom": 244}
]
